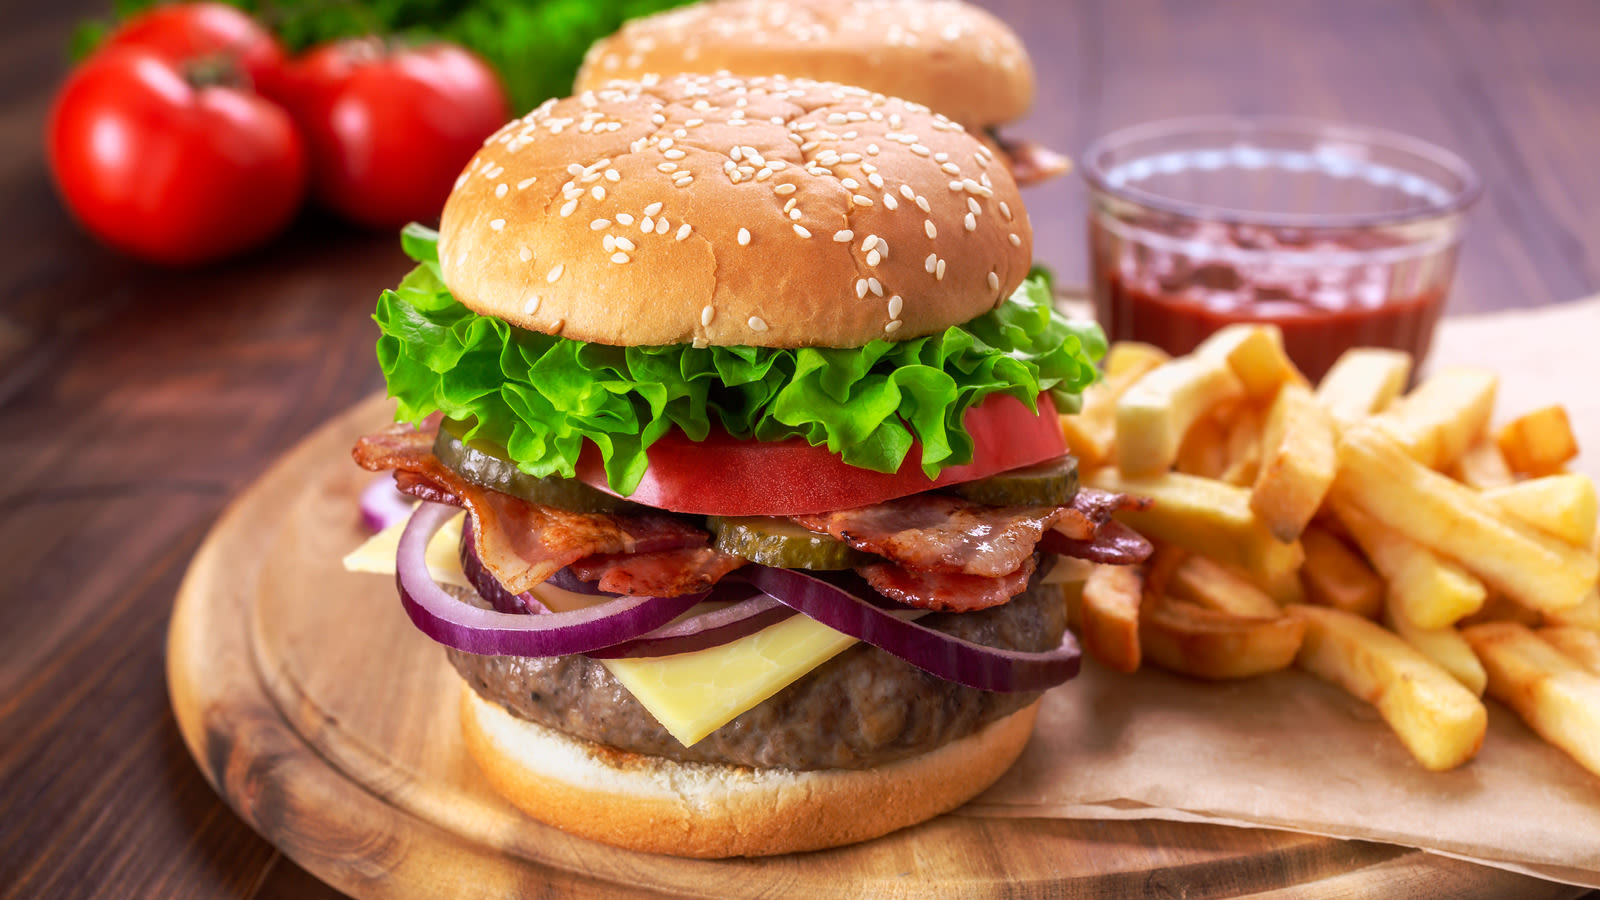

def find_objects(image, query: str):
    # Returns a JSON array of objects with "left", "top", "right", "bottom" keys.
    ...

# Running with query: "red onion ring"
[
  {"left": 397, "top": 502, "right": 704, "bottom": 656},
  {"left": 359, "top": 472, "right": 414, "bottom": 533},
  {"left": 457, "top": 527, "right": 539, "bottom": 614},
  {"left": 585, "top": 584, "right": 798, "bottom": 659},
  {"left": 735, "top": 566, "right": 1080, "bottom": 692}
]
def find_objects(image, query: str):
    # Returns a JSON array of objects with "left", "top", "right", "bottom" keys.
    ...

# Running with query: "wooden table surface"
[{"left": 1, "top": 1, "right": 1596, "bottom": 898}]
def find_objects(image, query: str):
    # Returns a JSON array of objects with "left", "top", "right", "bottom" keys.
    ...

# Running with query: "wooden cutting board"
[{"left": 167, "top": 392, "right": 1585, "bottom": 900}]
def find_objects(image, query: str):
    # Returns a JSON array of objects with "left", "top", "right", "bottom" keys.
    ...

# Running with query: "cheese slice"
[{"left": 344, "top": 509, "right": 860, "bottom": 745}]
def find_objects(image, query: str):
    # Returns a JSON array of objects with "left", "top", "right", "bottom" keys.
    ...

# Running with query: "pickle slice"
[
  {"left": 952, "top": 456, "right": 1080, "bottom": 507},
  {"left": 709, "top": 517, "right": 871, "bottom": 570},
  {"left": 433, "top": 419, "right": 642, "bottom": 514}
]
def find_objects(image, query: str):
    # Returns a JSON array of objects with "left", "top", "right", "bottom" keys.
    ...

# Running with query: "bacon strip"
[
  {"left": 570, "top": 547, "right": 747, "bottom": 597},
  {"left": 858, "top": 556, "right": 1038, "bottom": 613},
  {"left": 1039, "top": 519, "right": 1153, "bottom": 566},
  {"left": 791, "top": 488, "right": 1147, "bottom": 578},
  {"left": 990, "top": 132, "right": 1073, "bottom": 186},
  {"left": 354, "top": 422, "right": 707, "bottom": 594}
]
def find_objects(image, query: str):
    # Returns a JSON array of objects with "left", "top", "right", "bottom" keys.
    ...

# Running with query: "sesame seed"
[
  {"left": 663, "top": 149, "right": 686, "bottom": 160},
  {"left": 855, "top": 279, "right": 869, "bottom": 299},
  {"left": 834, "top": 230, "right": 854, "bottom": 243},
  {"left": 737, "top": 228, "right": 751, "bottom": 246},
  {"left": 547, "top": 264, "right": 564, "bottom": 282},
  {"left": 1000, "top": 201, "right": 1013, "bottom": 221},
  {"left": 656, "top": 217, "right": 671, "bottom": 235},
  {"left": 658, "top": 162, "right": 679, "bottom": 173},
  {"left": 641, "top": 216, "right": 654, "bottom": 233},
  {"left": 925, "top": 220, "right": 937, "bottom": 238},
  {"left": 784, "top": 198, "right": 797, "bottom": 212},
  {"left": 1008, "top": 233, "right": 1022, "bottom": 246},
  {"left": 788, "top": 209, "right": 802, "bottom": 221},
  {"left": 748, "top": 316, "right": 768, "bottom": 332},
  {"left": 591, "top": 219, "right": 611, "bottom": 230},
  {"left": 868, "top": 278, "right": 883, "bottom": 297},
  {"left": 774, "top": 183, "right": 797, "bottom": 195},
  {"left": 604, "top": 235, "right": 616, "bottom": 252},
  {"left": 524, "top": 296, "right": 541, "bottom": 314},
  {"left": 495, "top": 183, "right": 508, "bottom": 198},
  {"left": 606, "top": 169, "right": 620, "bottom": 182},
  {"left": 868, "top": 173, "right": 885, "bottom": 189},
  {"left": 964, "top": 213, "right": 977, "bottom": 232},
  {"left": 591, "top": 186, "right": 606, "bottom": 201},
  {"left": 676, "top": 224, "right": 693, "bottom": 241},
  {"left": 674, "top": 175, "right": 694, "bottom": 187},
  {"left": 455, "top": 173, "right": 469, "bottom": 189},
  {"left": 643, "top": 202, "right": 663, "bottom": 217},
  {"left": 867, "top": 250, "right": 882, "bottom": 267},
  {"left": 909, "top": 144, "right": 931, "bottom": 156},
  {"left": 968, "top": 198, "right": 983, "bottom": 215},
  {"left": 617, "top": 214, "right": 635, "bottom": 225},
  {"left": 611, "top": 252, "right": 630, "bottom": 264},
  {"left": 925, "top": 253, "right": 938, "bottom": 274},
  {"left": 490, "top": 218, "right": 506, "bottom": 231},
  {"left": 518, "top": 246, "right": 532, "bottom": 261},
  {"left": 867, "top": 144, "right": 880, "bottom": 155},
  {"left": 883, "top": 194, "right": 899, "bottom": 210},
  {"left": 852, "top": 195, "right": 873, "bottom": 207},
  {"left": 614, "top": 237, "right": 637, "bottom": 253},
  {"left": 900, "top": 185, "right": 916, "bottom": 201},
  {"left": 885, "top": 319, "right": 903, "bottom": 334},
  {"left": 567, "top": 163, "right": 585, "bottom": 176},
  {"left": 941, "top": 163, "right": 961, "bottom": 176},
  {"left": 701, "top": 305, "right": 715, "bottom": 326},
  {"left": 988, "top": 272, "right": 1001, "bottom": 292},
  {"left": 560, "top": 200, "right": 578, "bottom": 217},
  {"left": 949, "top": 181, "right": 964, "bottom": 192},
  {"left": 793, "top": 224, "right": 812, "bottom": 238},
  {"left": 888, "top": 295, "right": 904, "bottom": 318},
  {"left": 841, "top": 152, "right": 862, "bottom": 163},
  {"left": 841, "top": 178, "right": 860, "bottom": 190},
  {"left": 936, "top": 258, "right": 947, "bottom": 280}
]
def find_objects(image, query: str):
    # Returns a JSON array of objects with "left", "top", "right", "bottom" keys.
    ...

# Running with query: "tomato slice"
[{"left": 574, "top": 393, "right": 1066, "bottom": 516}]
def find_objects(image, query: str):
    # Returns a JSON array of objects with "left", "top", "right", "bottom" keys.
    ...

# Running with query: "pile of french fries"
[{"left": 1055, "top": 325, "right": 1600, "bottom": 776}]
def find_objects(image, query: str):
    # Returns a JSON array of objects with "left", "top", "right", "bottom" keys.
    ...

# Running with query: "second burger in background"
[{"left": 574, "top": 0, "right": 1071, "bottom": 184}]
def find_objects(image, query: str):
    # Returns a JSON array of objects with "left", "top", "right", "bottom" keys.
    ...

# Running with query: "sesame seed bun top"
[
  {"left": 574, "top": 0, "right": 1035, "bottom": 131},
  {"left": 438, "top": 73, "right": 1033, "bottom": 349}
]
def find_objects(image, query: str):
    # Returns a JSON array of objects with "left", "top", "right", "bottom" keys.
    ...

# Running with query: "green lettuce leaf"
[{"left": 376, "top": 227, "right": 1106, "bottom": 495}]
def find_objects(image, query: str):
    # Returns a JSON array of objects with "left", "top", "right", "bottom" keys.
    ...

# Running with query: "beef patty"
[{"left": 448, "top": 579, "right": 1066, "bottom": 771}]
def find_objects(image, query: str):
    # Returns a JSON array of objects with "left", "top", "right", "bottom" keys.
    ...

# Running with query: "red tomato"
[
  {"left": 575, "top": 394, "right": 1068, "bottom": 516},
  {"left": 46, "top": 46, "right": 309, "bottom": 266},
  {"left": 101, "top": 2, "right": 289, "bottom": 100},
  {"left": 280, "top": 39, "right": 510, "bottom": 229}
]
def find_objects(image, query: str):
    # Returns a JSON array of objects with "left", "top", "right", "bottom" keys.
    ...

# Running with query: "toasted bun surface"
[
  {"left": 574, "top": 0, "right": 1035, "bottom": 130},
  {"left": 438, "top": 73, "right": 1032, "bottom": 348},
  {"left": 460, "top": 682, "right": 1039, "bottom": 858}
]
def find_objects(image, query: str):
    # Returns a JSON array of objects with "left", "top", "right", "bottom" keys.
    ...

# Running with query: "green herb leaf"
[{"left": 376, "top": 227, "right": 1105, "bottom": 495}]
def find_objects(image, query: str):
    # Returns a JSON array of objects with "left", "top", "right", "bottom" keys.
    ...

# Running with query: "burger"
[
  {"left": 351, "top": 73, "right": 1147, "bottom": 857},
  {"left": 573, "top": 0, "right": 1071, "bottom": 185}
]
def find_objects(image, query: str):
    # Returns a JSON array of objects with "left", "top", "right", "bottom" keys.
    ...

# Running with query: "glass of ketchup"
[{"left": 1083, "top": 117, "right": 1480, "bottom": 381}]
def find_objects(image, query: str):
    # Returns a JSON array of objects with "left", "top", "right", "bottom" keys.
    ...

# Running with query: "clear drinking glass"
[{"left": 1082, "top": 117, "right": 1480, "bottom": 381}]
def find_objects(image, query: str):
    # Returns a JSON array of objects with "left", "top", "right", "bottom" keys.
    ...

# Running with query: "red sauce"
[{"left": 1089, "top": 219, "right": 1453, "bottom": 382}]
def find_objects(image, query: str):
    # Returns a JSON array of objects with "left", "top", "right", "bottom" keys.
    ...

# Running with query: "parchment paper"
[{"left": 959, "top": 297, "right": 1600, "bottom": 888}]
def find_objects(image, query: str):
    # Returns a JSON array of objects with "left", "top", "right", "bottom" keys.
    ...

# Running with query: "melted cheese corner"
[{"left": 343, "top": 510, "right": 857, "bottom": 746}]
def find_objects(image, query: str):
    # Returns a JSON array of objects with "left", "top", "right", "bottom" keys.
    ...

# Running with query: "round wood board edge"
[{"left": 165, "top": 392, "right": 1587, "bottom": 899}]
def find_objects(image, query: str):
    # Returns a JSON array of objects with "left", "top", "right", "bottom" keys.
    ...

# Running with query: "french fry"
[
  {"left": 1194, "top": 324, "right": 1302, "bottom": 399},
  {"left": 1104, "top": 341, "right": 1171, "bottom": 379},
  {"left": 1376, "top": 367, "right": 1498, "bottom": 471},
  {"left": 1446, "top": 437, "right": 1516, "bottom": 490},
  {"left": 1169, "top": 555, "right": 1282, "bottom": 618},
  {"left": 1086, "top": 468, "right": 1306, "bottom": 587},
  {"left": 1335, "top": 424, "right": 1599, "bottom": 615},
  {"left": 1251, "top": 382, "right": 1337, "bottom": 542},
  {"left": 1059, "top": 349, "right": 1168, "bottom": 468},
  {"left": 1384, "top": 595, "right": 1487, "bottom": 696},
  {"left": 1299, "top": 525, "right": 1384, "bottom": 620},
  {"left": 1314, "top": 347, "right": 1413, "bottom": 430},
  {"left": 1140, "top": 597, "right": 1305, "bottom": 680},
  {"left": 1544, "top": 588, "right": 1600, "bottom": 631},
  {"left": 1115, "top": 354, "right": 1245, "bottom": 476},
  {"left": 1175, "top": 414, "right": 1230, "bottom": 480},
  {"left": 1080, "top": 563, "right": 1143, "bottom": 673},
  {"left": 1538, "top": 627, "right": 1600, "bottom": 677},
  {"left": 1483, "top": 474, "right": 1598, "bottom": 549},
  {"left": 1219, "top": 403, "right": 1264, "bottom": 487},
  {"left": 1463, "top": 621, "right": 1600, "bottom": 778},
  {"left": 1331, "top": 497, "right": 1486, "bottom": 629},
  {"left": 1292, "top": 604, "right": 1487, "bottom": 771},
  {"left": 1497, "top": 405, "right": 1580, "bottom": 476}
]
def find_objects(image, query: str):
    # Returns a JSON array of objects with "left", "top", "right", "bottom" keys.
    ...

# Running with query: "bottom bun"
[{"left": 459, "top": 682, "right": 1041, "bottom": 858}]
